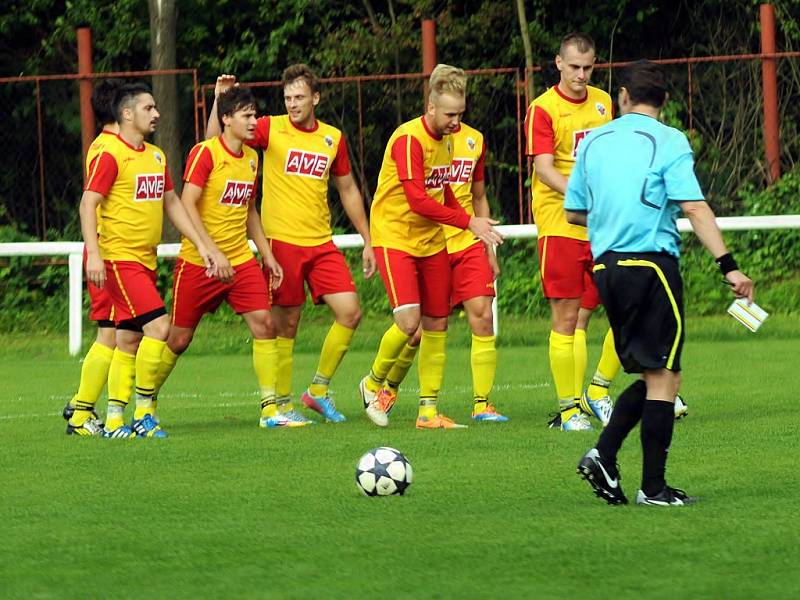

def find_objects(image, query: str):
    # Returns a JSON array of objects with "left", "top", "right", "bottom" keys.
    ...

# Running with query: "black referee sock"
[
  {"left": 640, "top": 399, "right": 676, "bottom": 497},
  {"left": 596, "top": 380, "right": 646, "bottom": 464}
]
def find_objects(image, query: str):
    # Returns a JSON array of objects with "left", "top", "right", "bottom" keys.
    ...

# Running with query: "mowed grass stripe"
[{"left": 1, "top": 337, "right": 798, "bottom": 599}]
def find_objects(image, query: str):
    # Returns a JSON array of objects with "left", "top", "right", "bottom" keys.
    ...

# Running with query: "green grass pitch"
[{"left": 1, "top": 317, "right": 799, "bottom": 599}]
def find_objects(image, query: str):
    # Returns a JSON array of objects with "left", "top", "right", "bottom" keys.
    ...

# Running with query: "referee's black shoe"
[
  {"left": 577, "top": 448, "right": 628, "bottom": 505},
  {"left": 636, "top": 486, "right": 696, "bottom": 507}
]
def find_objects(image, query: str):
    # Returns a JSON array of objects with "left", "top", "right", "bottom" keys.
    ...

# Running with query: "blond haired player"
[
  {"left": 378, "top": 122, "right": 508, "bottom": 423},
  {"left": 207, "top": 65, "right": 375, "bottom": 425},
  {"left": 359, "top": 64, "right": 503, "bottom": 429},
  {"left": 524, "top": 33, "right": 621, "bottom": 431},
  {"left": 80, "top": 83, "right": 214, "bottom": 438}
]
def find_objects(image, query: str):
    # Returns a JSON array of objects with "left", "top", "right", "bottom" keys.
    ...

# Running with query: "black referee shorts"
[{"left": 593, "top": 251, "right": 685, "bottom": 373}]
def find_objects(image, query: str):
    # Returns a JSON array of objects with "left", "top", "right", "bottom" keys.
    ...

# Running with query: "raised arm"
[{"left": 205, "top": 74, "right": 237, "bottom": 139}]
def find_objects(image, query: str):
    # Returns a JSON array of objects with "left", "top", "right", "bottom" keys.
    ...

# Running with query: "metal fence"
[{"left": 2, "top": 53, "right": 800, "bottom": 241}]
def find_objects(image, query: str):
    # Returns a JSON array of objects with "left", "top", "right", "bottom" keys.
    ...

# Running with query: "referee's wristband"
[{"left": 715, "top": 253, "right": 739, "bottom": 275}]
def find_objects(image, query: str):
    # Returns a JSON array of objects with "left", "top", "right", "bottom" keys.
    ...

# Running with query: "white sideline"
[{"left": 1, "top": 215, "right": 799, "bottom": 356}]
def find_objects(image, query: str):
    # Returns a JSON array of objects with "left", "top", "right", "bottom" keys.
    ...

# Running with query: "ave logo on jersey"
[
  {"left": 572, "top": 129, "right": 594, "bottom": 158},
  {"left": 285, "top": 149, "right": 330, "bottom": 179},
  {"left": 425, "top": 165, "right": 450, "bottom": 190},
  {"left": 219, "top": 180, "right": 255, "bottom": 206},
  {"left": 450, "top": 158, "right": 475, "bottom": 184},
  {"left": 134, "top": 174, "right": 165, "bottom": 201}
]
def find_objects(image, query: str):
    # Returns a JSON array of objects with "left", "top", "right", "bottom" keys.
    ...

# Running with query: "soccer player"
[
  {"left": 148, "top": 86, "right": 292, "bottom": 428},
  {"left": 567, "top": 60, "right": 753, "bottom": 506},
  {"left": 524, "top": 32, "right": 621, "bottom": 431},
  {"left": 378, "top": 121, "right": 507, "bottom": 423},
  {"left": 359, "top": 64, "right": 503, "bottom": 429},
  {"left": 80, "top": 82, "right": 214, "bottom": 438},
  {"left": 207, "top": 66, "right": 375, "bottom": 424},
  {"left": 64, "top": 78, "right": 123, "bottom": 435}
]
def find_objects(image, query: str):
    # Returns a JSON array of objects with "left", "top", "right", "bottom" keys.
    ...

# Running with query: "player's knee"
[
  {"left": 96, "top": 327, "right": 116, "bottom": 349},
  {"left": 469, "top": 313, "right": 494, "bottom": 336},
  {"left": 250, "top": 317, "right": 275, "bottom": 340},
  {"left": 338, "top": 306, "right": 362, "bottom": 329},
  {"left": 169, "top": 331, "right": 193, "bottom": 355}
]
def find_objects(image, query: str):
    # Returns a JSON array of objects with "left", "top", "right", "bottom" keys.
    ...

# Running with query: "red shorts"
[
  {"left": 269, "top": 239, "right": 356, "bottom": 306},
  {"left": 375, "top": 247, "right": 451, "bottom": 318},
  {"left": 172, "top": 257, "right": 270, "bottom": 329},
  {"left": 104, "top": 260, "right": 166, "bottom": 327},
  {"left": 449, "top": 241, "right": 496, "bottom": 307},
  {"left": 84, "top": 247, "right": 114, "bottom": 325},
  {"left": 537, "top": 236, "right": 601, "bottom": 310}
]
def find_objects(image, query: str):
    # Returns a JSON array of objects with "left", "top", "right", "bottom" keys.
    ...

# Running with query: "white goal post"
[{"left": 1, "top": 215, "right": 799, "bottom": 356}]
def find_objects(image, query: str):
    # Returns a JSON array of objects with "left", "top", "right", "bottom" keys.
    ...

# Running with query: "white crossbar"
[{"left": 1, "top": 215, "right": 799, "bottom": 355}]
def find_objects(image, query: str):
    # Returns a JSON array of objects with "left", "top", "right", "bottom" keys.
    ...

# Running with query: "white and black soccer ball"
[{"left": 355, "top": 447, "right": 413, "bottom": 496}]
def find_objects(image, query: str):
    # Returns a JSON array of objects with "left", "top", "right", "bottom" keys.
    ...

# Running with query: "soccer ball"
[{"left": 355, "top": 447, "right": 413, "bottom": 496}]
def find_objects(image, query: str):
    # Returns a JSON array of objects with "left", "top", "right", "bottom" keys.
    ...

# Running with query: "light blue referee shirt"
[{"left": 564, "top": 112, "right": 704, "bottom": 259}]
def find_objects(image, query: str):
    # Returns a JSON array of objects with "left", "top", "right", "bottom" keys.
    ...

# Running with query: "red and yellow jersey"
[
  {"left": 179, "top": 136, "right": 259, "bottom": 267},
  {"left": 85, "top": 134, "right": 173, "bottom": 270},
  {"left": 250, "top": 114, "right": 351, "bottom": 247},
  {"left": 443, "top": 122, "right": 486, "bottom": 254},
  {"left": 86, "top": 129, "right": 117, "bottom": 235},
  {"left": 370, "top": 116, "right": 454, "bottom": 257},
  {"left": 525, "top": 84, "right": 612, "bottom": 239}
]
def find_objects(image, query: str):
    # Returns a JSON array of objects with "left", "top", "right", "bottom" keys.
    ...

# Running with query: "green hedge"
[{"left": 2, "top": 170, "right": 798, "bottom": 333}]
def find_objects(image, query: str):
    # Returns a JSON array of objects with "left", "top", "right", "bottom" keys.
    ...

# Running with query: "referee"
[{"left": 564, "top": 60, "right": 754, "bottom": 507}]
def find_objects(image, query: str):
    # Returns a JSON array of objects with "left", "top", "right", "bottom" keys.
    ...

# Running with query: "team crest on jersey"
[
  {"left": 249, "top": 159, "right": 256, "bottom": 173},
  {"left": 451, "top": 158, "right": 475, "bottom": 184},
  {"left": 285, "top": 149, "right": 330, "bottom": 179},
  {"left": 134, "top": 174, "right": 165, "bottom": 201},
  {"left": 324, "top": 135, "right": 334, "bottom": 148},
  {"left": 425, "top": 165, "right": 450, "bottom": 190},
  {"left": 595, "top": 102, "right": 606, "bottom": 116},
  {"left": 220, "top": 180, "right": 254, "bottom": 206},
  {"left": 572, "top": 128, "right": 593, "bottom": 158},
  {"left": 466, "top": 137, "right": 475, "bottom": 150},
  {"left": 153, "top": 151, "right": 163, "bottom": 165}
]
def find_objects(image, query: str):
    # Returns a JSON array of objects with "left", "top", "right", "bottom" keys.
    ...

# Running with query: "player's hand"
[
  {"left": 198, "top": 245, "right": 218, "bottom": 278},
  {"left": 362, "top": 245, "right": 376, "bottom": 279},
  {"left": 85, "top": 252, "right": 105, "bottom": 289},
  {"left": 263, "top": 254, "right": 283, "bottom": 289},
  {"left": 468, "top": 216, "right": 503, "bottom": 247},
  {"left": 214, "top": 74, "right": 238, "bottom": 98},
  {"left": 212, "top": 251, "right": 234, "bottom": 284},
  {"left": 486, "top": 245, "right": 501, "bottom": 278},
  {"left": 725, "top": 270, "right": 754, "bottom": 304}
]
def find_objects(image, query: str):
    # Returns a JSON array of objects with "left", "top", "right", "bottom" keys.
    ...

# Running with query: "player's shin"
[
  {"left": 573, "top": 328, "right": 588, "bottom": 399},
  {"left": 106, "top": 348, "right": 136, "bottom": 429},
  {"left": 133, "top": 337, "right": 167, "bottom": 419},
  {"left": 471, "top": 334, "right": 496, "bottom": 412},
  {"left": 253, "top": 338, "right": 278, "bottom": 417},
  {"left": 367, "top": 323, "right": 411, "bottom": 392},
  {"left": 309, "top": 322, "right": 354, "bottom": 397},
  {"left": 69, "top": 341, "right": 114, "bottom": 425},
  {"left": 275, "top": 336, "right": 295, "bottom": 411},
  {"left": 386, "top": 342, "right": 419, "bottom": 391},
  {"left": 549, "top": 330, "right": 577, "bottom": 416},
  {"left": 417, "top": 330, "right": 447, "bottom": 418},
  {"left": 588, "top": 328, "right": 622, "bottom": 400}
]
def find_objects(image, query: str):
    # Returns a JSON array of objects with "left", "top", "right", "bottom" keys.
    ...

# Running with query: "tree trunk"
[
  {"left": 515, "top": 0, "right": 535, "bottom": 100},
  {"left": 148, "top": 0, "right": 181, "bottom": 240}
]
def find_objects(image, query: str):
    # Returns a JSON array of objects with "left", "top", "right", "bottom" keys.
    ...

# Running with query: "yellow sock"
[
  {"left": 471, "top": 334, "right": 496, "bottom": 407},
  {"left": 73, "top": 341, "right": 114, "bottom": 410},
  {"left": 308, "top": 322, "right": 354, "bottom": 397},
  {"left": 276, "top": 337, "right": 295, "bottom": 411},
  {"left": 573, "top": 328, "right": 588, "bottom": 399},
  {"left": 106, "top": 349, "right": 136, "bottom": 428},
  {"left": 588, "top": 328, "right": 622, "bottom": 400},
  {"left": 153, "top": 345, "right": 180, "bottom": 396},
  {"left": 386, "top": 342, "right": 419, "bottom": 390},
  {"left": 367, "top": 323, "right": 411, "bottom": 393},
  {"left": 549, "top": 330, "right": 575, "bottom": 411},
  {"left": 418, "top": 330, "right": 446, "bottom": 418},
  {"left": 253, "top": 338, "right": 278, "bottom": 418},
  {"left": 133, "top": 336, "right": 166, "bottom": 420}
]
